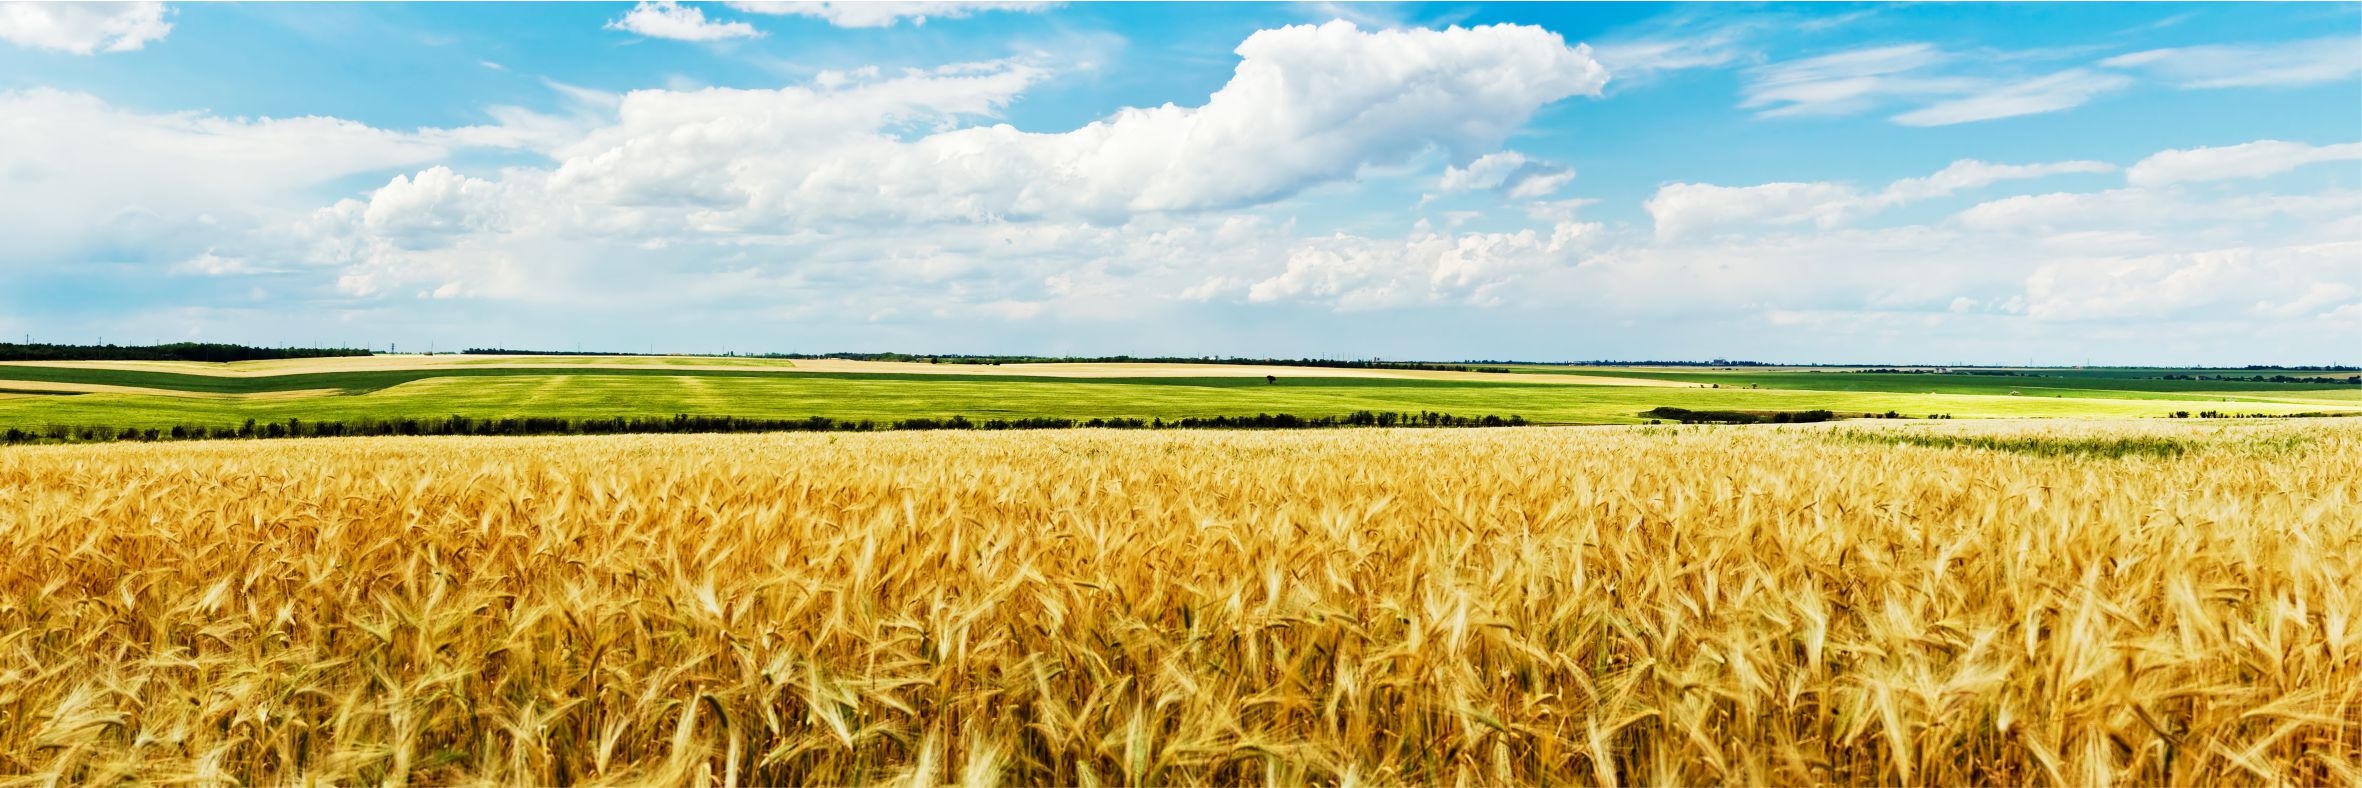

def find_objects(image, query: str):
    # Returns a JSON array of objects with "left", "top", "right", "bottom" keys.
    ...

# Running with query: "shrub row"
[
  {"left": 1645, "top": 407, "right": 1840, "bottom": 425},
  {"left": 0, "top": 410, "right": 1530, "bottom": 445}
]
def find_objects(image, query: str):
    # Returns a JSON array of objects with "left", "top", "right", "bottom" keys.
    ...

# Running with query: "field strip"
[
  {"left": 758, "top": 358, "right": 1693, "bottom": 385},
  {"left": 0, "top": 358, "right": 1691, "bottom": 390},
  {"left": 0, "top": 356, "right": 1689, "bottom": 386},
  {"left": 0, "top": 380, "right": 342, "bottom": 400}
]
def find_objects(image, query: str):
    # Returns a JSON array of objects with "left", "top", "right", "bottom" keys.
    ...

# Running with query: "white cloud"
[
  {"left": 1523, "top": 198, "right": 1597, "bottom": 223},
  {"left": 1505, "top": 169, "right": 1576, "bottom": 200},
  {"left": 1747, "top": 43, "right": 2148, "bottom": 125},
  {"left": 0, "top": 1, "right": 170, "bottom": 54},
  {"left": 173, "top": 251, "right": 263, "bottom": 276},
  {"left": 1438, "top": 151, "right": 1575, "bottom": 199},
  {"left": 725, "top": 1, "right": 1054, "bottom": 28},
  {"left": 1880, "top": 159, "right": 2115, "bottom": 202},
  {"left": 1591, "top": 24, "right": 1754, "bottom": 86},
  {"left": 1954, "top": 185, "right": 2361, "bottom": 235},
  {"left": 2127, "top": 139, "right": 2362, "bottom": 187},
  {"left": 14, "top": 12, "right": 2351, "bottom": 362},
  {"left": 508, "top": 21, "right": 1601, "bottom": 231},
  {"left": 1600, "top": 175, "right": 2360, "bottom": 340},
  {"left": 1740, "top": 44, "right": 1974, "bottom": 118},
  {"left": 2024, "top": 241, "right": 2361, "bottom": 321},
  {"left": 1889, "top": 68, "right": 2131, "bottom": 126},
  {"left": 285, "top": 22, "right": 1608, "bottom": 302},
  {"left": 1646, "top": 181, "right": 1865, "bottom": 240},
  {"left": 2103, "top": 36, "right": 2362, "bottom": 89},
  {"left": 355, "top": 167, "right": 514, "bottom": 247},
  {"left": 0, "top": 88, "right": 482, "bottom": 265},
  {"left": 1648, "top": 157, "right": 2119, "bottom": 239},
  {"left": 606, "top": 1, "right": 760, "bottom": 41},
  {"left": 1245, "top": 224, "right": 1583, "bottom": 310},
  {"left": 1439, "top": 151, "right": 1528, "bottom": 193}
]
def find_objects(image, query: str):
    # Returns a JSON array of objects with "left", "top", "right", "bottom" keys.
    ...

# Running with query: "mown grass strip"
[{"left": 1835, "top": 430, "right": 2195, "bottom": 458}]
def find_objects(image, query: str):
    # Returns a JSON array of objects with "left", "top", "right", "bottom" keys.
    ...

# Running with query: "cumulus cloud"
[
  {"left": 1245, "top": 224, "right": 1589, "bottom": 310},
  {"left": 494, "top": 21, "right": 1603, "bottom": 231},
  {"left": 288, "top": 21, "right": 1609, "bottom": 300},
  {"left": 0, "top": 1, "right": 170, "bottom": 54},
  {"left": 606, "top": 1, "right": 760, "bottom": 41},
  {"left": 1646, "top": 182, "right": 1866, "bottom": 240},
  {"left": 0, "top": 88, "right": 494, "bottom": 266},
  {"left": 352, "top": 167, "right": 514, "bottom": 247},
  {"left": 13, "top": 8, "right": 2350, "bottom": 362},
  {"left": 2126, "top": 139, "right": 2362, "bottom": 187},
  {"left": 2103, "top": 36, "right": 2362, "bottom": 88},
  {"left": 724, "top": 1, "right": 1054, "bottom": 28}
]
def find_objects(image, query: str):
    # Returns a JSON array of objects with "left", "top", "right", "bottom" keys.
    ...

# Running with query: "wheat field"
[{"left": 1, "top": 421, "right": 2356, "bottom": 785}]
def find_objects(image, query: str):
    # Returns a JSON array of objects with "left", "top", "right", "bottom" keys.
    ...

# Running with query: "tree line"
[
  {"left": 0, "top": 410, "right": 1531, "bottom": 445},
  {"left": 2158, "top": 373, "right": 2360, "bottom": 385},
  {"left": 0, "top": 343, "right": 372, "bottom": 363}
]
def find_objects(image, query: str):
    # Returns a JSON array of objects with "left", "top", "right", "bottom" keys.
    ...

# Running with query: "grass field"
[
  {"left": 0, "top": 356, "right": 2353, "bottom": 434},
  {"left": 1, "top": 419, "right": 2354, "bottom": 784}
]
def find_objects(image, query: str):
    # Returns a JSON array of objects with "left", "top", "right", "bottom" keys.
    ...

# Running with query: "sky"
[{"left": 0, "top": 1, "right": 2357, "bottom": 364}]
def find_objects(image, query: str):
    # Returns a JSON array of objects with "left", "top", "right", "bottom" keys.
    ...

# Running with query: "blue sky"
[{"left": 1, "top": 1, "right": 2356, "bottom": 364}]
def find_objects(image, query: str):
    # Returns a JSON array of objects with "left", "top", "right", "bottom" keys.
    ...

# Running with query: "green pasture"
[{"left": 1, "top": 362, "right": 2353, "bottom": 432}]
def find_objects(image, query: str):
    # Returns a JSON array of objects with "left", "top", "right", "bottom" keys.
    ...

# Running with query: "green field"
[{"left": 1, "top": 357, "right": 2355, "bottom": 434}]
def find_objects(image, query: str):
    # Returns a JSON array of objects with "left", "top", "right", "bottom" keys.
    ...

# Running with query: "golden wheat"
[{"left": 0, "top": 420, "right": 2356, "bottom": 785}]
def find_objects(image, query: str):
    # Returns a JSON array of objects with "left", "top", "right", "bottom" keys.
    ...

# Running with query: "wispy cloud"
[
  {"left": 1591, "top": 23, "right": 1758, "bottom": 87},
  {"left": 1648, "top": 158, "right": 2117, "bottom": 239},
  {"left": 1891, "top": 68, "right": 2132, "bottom": 126},
  {"left": 2128, "top": 139, "right": 2362, "bottom": 187},
  {"left": 2102, "top": 35, "right": 2362, "bottom": 88},
  {"left": 1744, "top": 43, "right": 2143, "bottom": 125},
  {"left": 1438, "top": 151, "right": 1575, "bottom": 200},
  {"left": 1740, "top": 44, "right": 1976, "bottom": 118},
  {"left": 725, "top": 2, "right": 1055, "bottom": 29}
]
